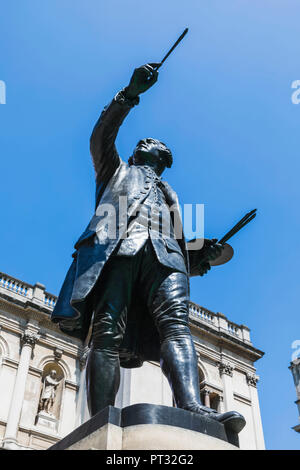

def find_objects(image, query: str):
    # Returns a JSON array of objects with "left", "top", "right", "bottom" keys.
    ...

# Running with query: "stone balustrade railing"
[
  {"left": 44, "top": 292, "right": 57, "bottom": 308},
  {"left": 0, "top": 270, "right": 251, "bottom": 343},
  {"left": 0, "top": 272, "right": 56, "bottom": 310},
  {"left": 0, "top": 273, "right": 33, "bottom": 298},
  {"left": 189, "top": 302, "right": 215, "bottom": 324},
  {"left": 227, "top": 321, "right": 241, "bottom": 337},
  {"left": 189, "top": 301, "right": 251, "bottom": 343}
]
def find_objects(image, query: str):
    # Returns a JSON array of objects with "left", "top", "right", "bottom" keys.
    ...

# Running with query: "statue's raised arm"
[{"left": 90, "top": 64, "right": 159, "bottom": 185}]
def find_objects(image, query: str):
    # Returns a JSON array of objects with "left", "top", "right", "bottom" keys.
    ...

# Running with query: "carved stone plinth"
[
  {"left": 49, "top": 404, "right": 240, "bottom": 450},
  {"left": 35, "top": 411, "right": 58, "bottom": 432}
]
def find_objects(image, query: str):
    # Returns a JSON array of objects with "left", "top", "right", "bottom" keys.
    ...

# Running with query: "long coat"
[{"left": 51, "top": 92, "right": 200, "bottom": 368}]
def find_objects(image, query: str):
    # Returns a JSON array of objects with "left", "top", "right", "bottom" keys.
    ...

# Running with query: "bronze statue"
[{"left": 51, "top": 62, "right": 246, "bottom": 433}]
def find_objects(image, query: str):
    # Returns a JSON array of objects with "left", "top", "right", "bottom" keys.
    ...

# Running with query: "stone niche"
[{"left": 35, "top": 362, "right": 64, "bottom": 433}]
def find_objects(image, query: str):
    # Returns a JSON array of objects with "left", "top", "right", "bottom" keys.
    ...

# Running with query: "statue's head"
[
  {"left": 50, "top": 370, "right": 57, "bottom": 378},
  {"left": 128, "top": 138, "right": 173, "bottom": 176}
]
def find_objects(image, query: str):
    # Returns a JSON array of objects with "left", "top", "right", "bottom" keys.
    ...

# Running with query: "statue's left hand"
[
  {"left": 124, "top": 63, "right": 159, "bottom": 99},
  {"left": 197, "top": 261, "right": 211, "bottom": 276},
  {"left": 197, "top": 240, "right": 224, "bottom": 276}
]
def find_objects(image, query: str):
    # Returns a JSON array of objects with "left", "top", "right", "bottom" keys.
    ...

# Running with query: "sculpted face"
[
  {"left": 132, "top": 138, "right": 172, "bottom": 176},
  {"left": 50, "top": 370, "right": 57, "bottom": 378}
]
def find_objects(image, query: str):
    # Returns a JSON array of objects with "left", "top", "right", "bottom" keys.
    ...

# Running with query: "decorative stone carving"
[
  {"left": 54, "top": 347, "right": 63, "bottom": 361},
  {"left": 21, "top": 332, "right": 39, "bottom": 348},
  {"left": 79, "top": 347, "right": 90, "bottom": 370},
  {"left": 246, "top": 372, "right": 259, "bottom": 387},
  {"left": 218, "top": 361, "right": 234, "bottom": 377},
  {"left": 38, "top": 370, "right": 61, "bottom": 415}
]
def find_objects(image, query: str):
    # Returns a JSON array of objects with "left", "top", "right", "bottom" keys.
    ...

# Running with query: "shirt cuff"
[{"left": 114, "top": 89, "right": 140, "bottom": 107}]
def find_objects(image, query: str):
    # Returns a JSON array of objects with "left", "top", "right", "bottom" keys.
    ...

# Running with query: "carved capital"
[
  {"left": 79, "top": 347, "right": 90, "bottom": 370},
  {"left": 246, "top": 372, "right": 259, "bottom": 387},
  {"left": 218, "top": 361, "right": 234, "bottom": 377},
  {"left": 21, "top": 332, "right": 39, "bottom": 348}
]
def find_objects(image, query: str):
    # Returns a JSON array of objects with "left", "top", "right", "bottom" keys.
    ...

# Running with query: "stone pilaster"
[
  {"left": 2, "top": 330, "right": 39, "bottom": 449},
  {"left": 218, "top": 361, "right": 235, "bottom": 412},
  {"left": 202, "top": 388, "right": 211, "bottom": 408},
  {"left": 75, "top": 347, "right": 90, "bottom": 426},
  {"left": 217, "top": 395, "right": 225, "bottom": 413},
  {"left": 246, "top": 372, "right": 265, "bottom": 449}
]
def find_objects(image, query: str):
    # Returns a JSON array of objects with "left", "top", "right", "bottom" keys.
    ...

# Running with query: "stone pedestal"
[
  {"left": 36, "top": 411, "right": 58, "bottom": 432},
  {"left": 49, "top": 404, "right": 240, "bottom": 451}
]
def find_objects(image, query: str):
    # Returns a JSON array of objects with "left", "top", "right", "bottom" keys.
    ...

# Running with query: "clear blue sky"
[{"left": 0, "top": 0, "right": 299, "bottom": 449}]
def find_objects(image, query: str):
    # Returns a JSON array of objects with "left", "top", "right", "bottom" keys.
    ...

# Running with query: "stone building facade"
[
  {"left": 289, "top": 358, "right": 300, "bottom": 433},
  {"left": 0, "top": 270, "right": 265, "bottom": 450}
]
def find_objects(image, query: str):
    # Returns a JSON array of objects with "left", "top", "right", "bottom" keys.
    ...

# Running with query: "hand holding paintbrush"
[
  {"left": 188, "top": 209, "right": 257, "bottom": 277},
  {"left": 124, "top": 28, "right": 189, "bottom": 100}
]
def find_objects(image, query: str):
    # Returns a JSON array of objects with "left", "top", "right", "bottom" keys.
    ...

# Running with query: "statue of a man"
[
  {"left": 39, "top": 369, "right": 60, "bottom": 415},
  {"left": 51, "top": 64, "right": 245, "bottom": 432}
]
